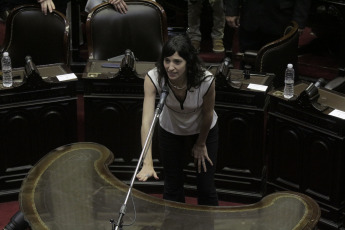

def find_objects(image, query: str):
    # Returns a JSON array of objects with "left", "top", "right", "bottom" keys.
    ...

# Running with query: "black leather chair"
[
  {"left": 86, "top": 0, "right": 168, "bottom": 62},
  {"left": 0, "top": 5, "right": 70, "bottom": 68},
  {"left": 236, "top": 21, "right": 299, "bottom": 88}
]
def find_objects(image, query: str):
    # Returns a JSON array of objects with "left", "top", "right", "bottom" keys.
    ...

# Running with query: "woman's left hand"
[
  {"left": 109, "top": 0, "right": 128, "bottom": 14},
  {"left": 192, "top": 143, "right": 213, "bottom": 173}
]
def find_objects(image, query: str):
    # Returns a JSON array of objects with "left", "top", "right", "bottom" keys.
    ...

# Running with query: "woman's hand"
[
  {"left": 37, "top": 0, "right": 55, "bottom": 15},
  {"left": 109, "top": 0, "right": 128, "bottom": 14},
  {"left": 192, "top": 143, "right": 213, "bottom": 173},
  {"left": 136, "top": 165, "right": 159, "bottom": 181}
]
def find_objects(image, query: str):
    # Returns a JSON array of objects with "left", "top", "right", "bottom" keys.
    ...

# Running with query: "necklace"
[{"left": 168, "top": 79, "right": 187, "bottom": 90}]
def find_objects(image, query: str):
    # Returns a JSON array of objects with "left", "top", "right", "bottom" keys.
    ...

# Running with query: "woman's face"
[{"left": 163, "top": 52, "right": 187, "bottom": 82}]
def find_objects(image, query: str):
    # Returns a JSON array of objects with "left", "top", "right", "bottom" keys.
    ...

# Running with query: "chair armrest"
[
  {"left": 324, "top": 77, "right": 345, "bottom": 91},
  {"left": 232, "top": 52, "right": 244, "bottom": 62},
  {"left": 243, "top": 50, "right": 258, "bottom": 66},
  {"left": 338, "top": 67, "right": 345, "bottom": 77}
]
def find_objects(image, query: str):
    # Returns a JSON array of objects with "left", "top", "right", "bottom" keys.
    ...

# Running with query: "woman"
[{"left": 136, "top": 35, "right": 219, "bottom": 206}]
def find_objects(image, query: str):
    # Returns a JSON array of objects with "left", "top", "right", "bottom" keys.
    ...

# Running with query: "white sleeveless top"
[{"left": 148, "top": 68, "right": 218, "bottom": 135}]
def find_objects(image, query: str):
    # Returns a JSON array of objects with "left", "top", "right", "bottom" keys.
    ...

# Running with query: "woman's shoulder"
[
  {"left": 202, "top": 69, "right": 214, "bottom": 82},
  {"left": 148, "top": 67, "right": 160, "bottom": 82},
  {"left": 148, "top": 67, "right": 158, "bottom": 76},
  {"left": 147, "top": 67, "right": 162, "bottom": 91}
]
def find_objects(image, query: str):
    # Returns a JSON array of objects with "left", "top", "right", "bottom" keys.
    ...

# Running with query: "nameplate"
[
  {"left": 247, "top": 83, "right": 268, "bottom": 92},
  {"left": 56, "top": 73, "right": 78, "bottom": 81},
  {"left": 329, "top": 109, "right": 345, "bottom": 120}
]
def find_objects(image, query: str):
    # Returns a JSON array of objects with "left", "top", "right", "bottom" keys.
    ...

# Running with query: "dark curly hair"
[{"left": 156, "top": 35, "right": 205, "bottom": 89}]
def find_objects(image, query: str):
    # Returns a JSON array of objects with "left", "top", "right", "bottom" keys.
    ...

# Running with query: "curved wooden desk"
[{"left": 19, "top": 142, "right": 320, "bottom": 230}]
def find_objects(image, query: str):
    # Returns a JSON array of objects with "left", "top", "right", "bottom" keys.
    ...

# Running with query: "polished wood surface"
[
  {"left": 0, "top": 64, "right": 78, "bottom": 201},
  {"left": 20, "top": 142, "right": 320, "bottom": 230},
  {"left": 267, "top": 82, "right": 345, "bottom": 229}
]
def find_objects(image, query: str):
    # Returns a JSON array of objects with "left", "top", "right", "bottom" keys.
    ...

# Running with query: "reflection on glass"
[{"left": 20, "top": 143, "right": 320, "bottom": 230}]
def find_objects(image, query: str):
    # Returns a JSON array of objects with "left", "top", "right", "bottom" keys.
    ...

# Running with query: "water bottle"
[
  {"left": 283, "top": 63, "right": 294, "bottom": 99},
  {"left": 1, "top": 52, "right": 13, "bottom": 87}
]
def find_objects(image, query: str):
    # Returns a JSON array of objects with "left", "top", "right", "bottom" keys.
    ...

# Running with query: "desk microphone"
[
  {"left": 25, "top": 56, "right": 36, "bottom": 70},
  {"left": 3, "top": 211, "right": 28, "bottom": 230},
  {"left": 155, "top": 84, "right": 169, "bottom": 115},
  {"left": 24, "top": 55, "right": 39, "bottom": 78},
  {"left": 216, "top": 57, "right": 231, "bottom": 79},
  {"left": 25, "top": 55, "right": 32, "bottom": 63},
  {"left": 25, "top": 55, "right": 34, "bottom": 67},
  {"left": 120, "top": 49, "right": 135, "bottom": 71},
  {"left": 314, "top": 78, "right": 326, "bottom": 88}
]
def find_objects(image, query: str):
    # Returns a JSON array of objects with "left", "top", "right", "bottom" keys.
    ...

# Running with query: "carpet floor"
[{"left": 0, "top": 201, "right": 20, "bottom": 229}]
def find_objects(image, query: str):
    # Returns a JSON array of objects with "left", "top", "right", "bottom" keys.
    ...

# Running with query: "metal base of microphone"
[{"left": 111, "top": 85, "right": 168, "bottom": 230}]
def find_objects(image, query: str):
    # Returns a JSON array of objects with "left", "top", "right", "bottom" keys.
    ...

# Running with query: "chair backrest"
[
  {"left": 255, "top": 21, "right": 299, "bottom": 88},
  {"left": 86, "top": 0, "right": 168, "bottom": 62},
  {"left": 1, "top": 5, "right": 70, "bottom": 68}
]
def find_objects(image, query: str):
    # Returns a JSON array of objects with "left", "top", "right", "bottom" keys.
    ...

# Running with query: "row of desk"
[{"left": 0, "top": 61, "right": 345, "bottom": 229}]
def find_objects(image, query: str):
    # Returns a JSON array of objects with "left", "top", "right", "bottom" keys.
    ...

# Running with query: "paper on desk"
[
  {"left": 56, "top": 73, "right": 78, "bottom": 81},
  {"left": 329, "top": 109, "right": 345, "bottom": 120},
  {"left": 247, "top": 83, "right": 268, "bottom": 92}
]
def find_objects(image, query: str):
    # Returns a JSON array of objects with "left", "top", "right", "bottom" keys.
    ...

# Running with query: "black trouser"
[
  {"left": 239, "top": 28, "right": 282, "bottom": 52},
  {"left": 158, "top": 123, "right": 219, "bottom": 206}
]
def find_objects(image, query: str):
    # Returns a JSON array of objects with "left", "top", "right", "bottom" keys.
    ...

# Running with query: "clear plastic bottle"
[
  {"left": 1, "top": 52, "right": 13, "bottom": 87},
  {"left": 283, "top": 63, "right": 294, "bottom": 99}
]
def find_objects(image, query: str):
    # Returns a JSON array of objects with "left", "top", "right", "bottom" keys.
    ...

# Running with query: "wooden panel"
[
  {"left": 267, "top": 82, "right": 345, "bottom": 229},
  {"left": 0, "top": 64, "right": 78, "bottom": 200}
]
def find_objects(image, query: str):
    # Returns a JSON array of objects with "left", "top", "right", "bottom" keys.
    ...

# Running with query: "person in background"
[
  {"left": 137, "top": 35, "right": 219, "bottom": 206},
  {"left": 187, "top": 0, "right": 225, "bottom": 53},
  {"left": 108, "top": 0, "right": 127, "bottom": 13},
  {"left": 224, "top": 0, "right": 311, "bottom": 52},
  {"left": 0, "top": 0, "right": 70, "bottom": 17},
  {"left": 37, "top": 0, "right": 57, "bottom": 15},
  {"left": 85, "top": 0, "right": 128, "bottom": 14}
]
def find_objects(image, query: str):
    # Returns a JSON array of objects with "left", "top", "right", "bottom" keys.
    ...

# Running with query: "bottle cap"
[
  {"left": 3, "top": 52, "right": 9, "bottom": 57},
  {"left": 287, "top": 63, "right": 293, "bottom": 68}
]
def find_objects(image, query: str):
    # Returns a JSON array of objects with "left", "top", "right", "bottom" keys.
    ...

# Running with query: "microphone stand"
[{"left": 111, "top": 86, "right": 169, "bottom": 230}]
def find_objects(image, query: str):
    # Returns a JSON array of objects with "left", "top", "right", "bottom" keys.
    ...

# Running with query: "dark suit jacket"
[{"left": 224, "top": 0, "right": 311, "bottom": 36}]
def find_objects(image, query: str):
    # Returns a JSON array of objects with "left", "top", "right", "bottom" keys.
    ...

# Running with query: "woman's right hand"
[{"left": 136, "top": 165, "right": 159, "bottom": 181}]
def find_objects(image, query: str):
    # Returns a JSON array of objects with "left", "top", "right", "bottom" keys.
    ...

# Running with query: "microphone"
[
  {"left": 155, "top": 84, "right": 169, "bottom": 115},
  {"left": 216, "top": 57, "right": 231, "bottom": 78},
  {"left": 25, "top": 55, "right": 33, "bottom": 63},
  {"left": 24, "top": 56, "right": 37, "bottom": 75},
  {"left": 4, "top": 211, "right": 28, "bottom": 230},
  {"left": 119, "top": 49, "right": 136, "bottom": 76},
  {"left": 215, "top": 57, "right": 234, "bottom": 89},
  {"left": 314, "top": 78, "right": 326, "bottom": 88}
]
